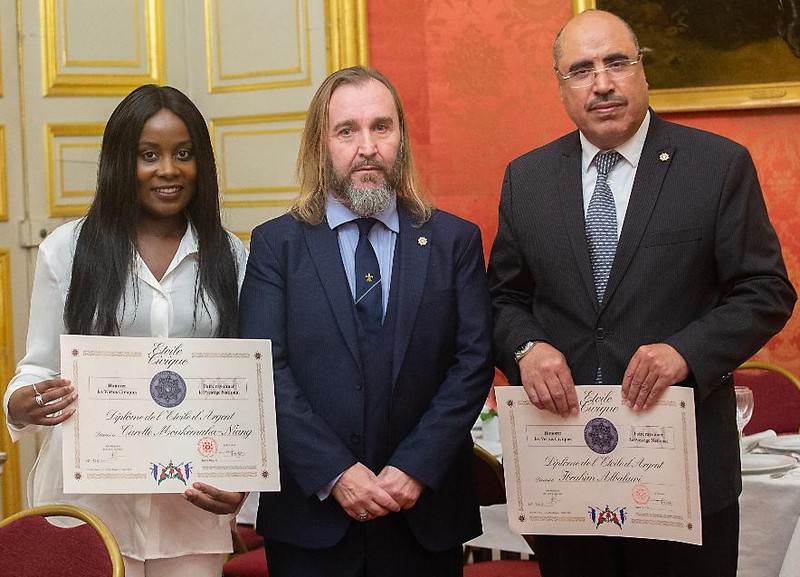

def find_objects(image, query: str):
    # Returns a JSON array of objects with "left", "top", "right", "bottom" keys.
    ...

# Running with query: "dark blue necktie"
[{"left": 354, "top": 218, "right": 383, "bottom": 333}]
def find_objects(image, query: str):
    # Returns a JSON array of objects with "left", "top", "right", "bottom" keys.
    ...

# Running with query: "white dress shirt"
[
  {"left": 2, "top": 218, "right": 248, "bottom": 561},
  {"left": 580, "top": 110, "right": 651, "bottom": 237}
]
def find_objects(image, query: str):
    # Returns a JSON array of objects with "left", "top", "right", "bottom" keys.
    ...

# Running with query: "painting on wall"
[{"left": 574, "top": 0, "right": 800, "bottom": 111}]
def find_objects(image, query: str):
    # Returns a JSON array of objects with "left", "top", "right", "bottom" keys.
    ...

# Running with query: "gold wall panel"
[
  {"left": 42, "top": 0, "right": 165, "bottom": 96},
  {"left": 0, "top": 126, "right": 7, "bottom": 221},
  {"left": 45, "top": 123, "right": 103, "bottom": 217},
  {"left": 211, "top": 114, "right": 305, "bottom": 208},
  {"left": 0, "top": 250, "right": 20, "bottom": 515},
  {"left": 0, "top": 9, "right": 4, "bottom": 97},
  {"left": 204, "top": 0, "right": 311, "bottom": 93},
  {"left": 326, "top": 0, "right": 369, "bottom": 71}
]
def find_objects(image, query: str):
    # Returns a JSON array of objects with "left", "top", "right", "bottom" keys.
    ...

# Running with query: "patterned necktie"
[
  {"left": 586, "top": 150, "right": 621, "bottom": 384},
  {"left": 586, "top": 150, "right": 622, "bottom": 304},
  {"left": 354, "top": 218, "right": 383, "bottom": 333}
]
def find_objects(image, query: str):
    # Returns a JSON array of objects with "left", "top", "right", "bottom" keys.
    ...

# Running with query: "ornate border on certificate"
[
  {"left": 497, "top": 386, "right": 701, "bottom": 545},
  {"left": 61, "top": 336, "right": 279, "bottom": 494}
]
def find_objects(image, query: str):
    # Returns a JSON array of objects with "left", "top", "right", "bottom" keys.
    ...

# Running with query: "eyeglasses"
[{"left": 556, "top": 54, "right": 642, "bottom": 89}]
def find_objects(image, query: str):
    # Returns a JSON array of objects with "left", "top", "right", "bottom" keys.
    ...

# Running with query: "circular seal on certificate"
[
  {"left": 583, "top": 417, "right": 618, "bottom": 454},
  {"left": 632, "top": 484, "right": 650, "bottom": 505},
  {"left": 197, "top": 437, "right": 218, "bottom": 457},
  {"left": 150, "top": 370, "right": 187, "bottom": 408}
]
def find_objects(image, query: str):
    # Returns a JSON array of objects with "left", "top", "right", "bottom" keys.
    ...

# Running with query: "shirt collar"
[
  {"left": 325, "top": 192, "right": 400, "bottom": 233},
  {"left": 580, "top": 109, "right": 651, "bottom": 173},
  {"left": 176, "top": 219, "right": 199, "bottom": 258}
]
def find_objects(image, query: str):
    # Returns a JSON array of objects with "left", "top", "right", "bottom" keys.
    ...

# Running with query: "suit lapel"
[
  {"left": 602, "top": 114, "right": 673, "bottom": 310},
  {"left": 391, "top": 209, "right": 431, "bottom": 385},
  {"left": 304, "top": 219, "right": 362, "bottom": 368},
  {"left": 559, "top": 134, "right": 600, "bottom": 312}
]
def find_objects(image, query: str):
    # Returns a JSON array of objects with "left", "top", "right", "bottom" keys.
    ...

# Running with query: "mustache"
[
  {"left": 349, "top": 159, "right": 389, "bottom": 174},
  {"left": 587, "top": 94, "right": 627, "bottom": 110}
]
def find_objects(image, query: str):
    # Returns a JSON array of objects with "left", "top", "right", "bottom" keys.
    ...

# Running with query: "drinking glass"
[{"left": 735, "top": 385, "right": 754, "bottom": 451}]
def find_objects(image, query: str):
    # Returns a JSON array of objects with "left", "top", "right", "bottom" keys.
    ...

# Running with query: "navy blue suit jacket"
[{"left": 240, "top": 206, "right": 494, "bottom": 551}]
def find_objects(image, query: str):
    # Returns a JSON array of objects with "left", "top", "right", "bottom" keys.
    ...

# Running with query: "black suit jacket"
[
  {"left": 488, "top": 113, "right": 796, "bottom": 513},
  {"left": 240, "top": 207, "right": 494, "bottom": 551}
]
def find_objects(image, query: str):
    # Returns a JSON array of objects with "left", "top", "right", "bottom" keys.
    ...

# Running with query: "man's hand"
[
  {"left": 376, "top": 466, "right": 425, "bottom": 509},
  {"left": 622, "top": 343, "right": 689, "bottom": 410},
  {"left": 518, "top": 342, "right": 578, "bottom": 416},
  {"left": 331, "top": 462, "right": 401, "bottom": 522}
]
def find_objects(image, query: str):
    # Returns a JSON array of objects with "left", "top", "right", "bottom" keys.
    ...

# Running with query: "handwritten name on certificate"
[
  {"left": 60, "top": 335, "right": 280, "bottom": 494},
  {"left": 496, "top": 385, "right": 701, "bottom": 545}
]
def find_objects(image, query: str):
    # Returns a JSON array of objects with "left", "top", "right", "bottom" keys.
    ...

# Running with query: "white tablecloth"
[{"left": 738, "top": 468, "right": 800, "bottom": 577}]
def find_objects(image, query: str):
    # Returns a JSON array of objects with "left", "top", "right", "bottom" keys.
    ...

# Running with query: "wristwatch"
[{"left": 513, "top": 340, "right": 537, "bottom": 363}]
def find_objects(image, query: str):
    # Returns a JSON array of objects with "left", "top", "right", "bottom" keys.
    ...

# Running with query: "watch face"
[{"left": 515, "top": 341, "right": 534, "bottom": 360}]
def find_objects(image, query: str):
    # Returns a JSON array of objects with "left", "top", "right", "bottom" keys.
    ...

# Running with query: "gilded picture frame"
[{"left": 573, "top": 0, "right": 800, "bottom": 112}]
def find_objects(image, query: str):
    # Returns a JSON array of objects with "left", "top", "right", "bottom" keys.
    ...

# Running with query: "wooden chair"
[
  {"left": 0, "top": 504, "right": 124, "bottom": 577},
  {"left": 464, "top": 558, "right": 542, "bottom": 576},
  {"left": 473, "top": 442, "right": 506, "bottom": 507},
  {"left": 734, "top": 361, "right": 800, "bottom": 435},
  {"left": 466, "top": 444, "right": 541, "bottom": 574}
]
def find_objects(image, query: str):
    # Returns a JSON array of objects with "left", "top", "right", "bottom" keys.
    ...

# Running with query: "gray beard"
[
  {"left": 345, "top": 182, "right": 393, "bottom": 217},
  {"left": 329, "top": 161, "right": 397, "bottom": 217}
]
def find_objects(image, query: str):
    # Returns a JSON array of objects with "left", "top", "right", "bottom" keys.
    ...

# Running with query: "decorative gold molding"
[
  {"left": 0, "top": 127, "right": 7, "bottom": 221},
  {"left": 0, "top": 9, "right": 5, "bottom": 97},
  {"left": 42, "top": 0, "right": 165, "bottom": 96},
  {"left": 210, "top": 113, "right": 305, "bottom": 208},
  {"left": 0, "top": 250, "right": 20, "bottom": 515},
  {"left": 45, "top": 123, "right": 104, "bottom": 217},
  {"left": 205, "top": 0, "right": 312, "bottom": 93},
  {"left": 325, "top": 0, "right": 369, "bottom": 72}
]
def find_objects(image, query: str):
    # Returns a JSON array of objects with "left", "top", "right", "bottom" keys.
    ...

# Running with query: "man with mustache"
[
  {"left": 488, "top": 10, "right": 795, "bottom": 577},
  {"left": 239, "top": 66, "right": 493, "bottom": 576}
]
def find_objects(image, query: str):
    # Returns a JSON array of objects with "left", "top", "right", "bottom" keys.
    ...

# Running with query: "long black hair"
[{"left": 64, "top": 84, "right": 239, "bottom": 337}]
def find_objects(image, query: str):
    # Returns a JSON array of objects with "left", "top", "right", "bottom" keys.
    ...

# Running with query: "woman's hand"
[
  {"left": 183, "top": 483, "right": 246, "bottom": 515},
  {"left": 7, "top": 379, "right": 76, "bottom": 426}
]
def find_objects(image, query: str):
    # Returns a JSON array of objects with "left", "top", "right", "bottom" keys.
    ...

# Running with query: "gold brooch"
[
  {"left": 659, "top": 152, "right": 670, "bottom": 162},
  {"left": 365, "top": 273, "right": 374, "bottom": 283},
  {"left": 418, "top": 236, "right": 428, "bottom": 246}
]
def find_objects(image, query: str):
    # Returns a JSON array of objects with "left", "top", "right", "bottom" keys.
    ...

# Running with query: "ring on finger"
[
  {"left": 357, "top": 511, "right": 368, "bottom": 522},
  {"left": 32, "top": 383, "right": 41, "bottom": 395},
  {"left": 35, "top": 393, "right": 45, "bottom": 407}
]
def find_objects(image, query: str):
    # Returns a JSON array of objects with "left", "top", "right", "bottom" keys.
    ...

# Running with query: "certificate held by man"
[
  {"left": 496, "top": 385, "right": 701, "bottom": 545},
  {"left": 60, "top": 335, "right": 280, "bottom": 494}
]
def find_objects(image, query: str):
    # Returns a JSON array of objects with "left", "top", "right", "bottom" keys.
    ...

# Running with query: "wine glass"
[{"left": 735, "top": 386, "right": 754, "bottom": 451}]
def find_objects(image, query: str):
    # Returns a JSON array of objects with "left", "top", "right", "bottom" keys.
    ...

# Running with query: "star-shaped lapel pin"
[
  {"left": 418, "top": 236, "right": 428, "bottom": 246},
  {"left": 659, "top": 152, "right": 670, "bottom": 162}
]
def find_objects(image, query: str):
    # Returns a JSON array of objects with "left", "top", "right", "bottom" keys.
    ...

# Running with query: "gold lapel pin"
[
  {"left": 418, "top": 236, "right": 428, "bottom": 246},
  {"left": 659, "top": 152, "right": 670, "bottom": 162}
]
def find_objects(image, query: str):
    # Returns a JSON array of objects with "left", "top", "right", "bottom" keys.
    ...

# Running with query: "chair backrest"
[
  {"left": 734, "top": 361, "right": 800, "bottom": 435},
  {"left": 472, "top": 443, "right": 506, "bottom": 506},
  {"left": 0, "top": 504, "right": 124, "bottom": 577}
]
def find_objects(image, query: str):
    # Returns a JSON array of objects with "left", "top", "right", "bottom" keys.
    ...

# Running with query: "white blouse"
[{"left": 3, "top": 218, "right": 248, "bottom": 561}]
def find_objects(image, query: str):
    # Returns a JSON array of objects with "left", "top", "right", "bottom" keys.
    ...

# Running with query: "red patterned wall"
[{"left": 367, "top": 1, "right": 800, "bottom": 376}]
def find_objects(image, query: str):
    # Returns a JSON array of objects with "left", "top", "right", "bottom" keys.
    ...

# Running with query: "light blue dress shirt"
[{"left": 326, "top": 192, "right": 399, "bottom": 317}]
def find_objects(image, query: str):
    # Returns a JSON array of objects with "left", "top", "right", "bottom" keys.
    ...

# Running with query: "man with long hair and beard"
[{"left": 239, "top": 66, "right": 494, "bottom": 577}]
